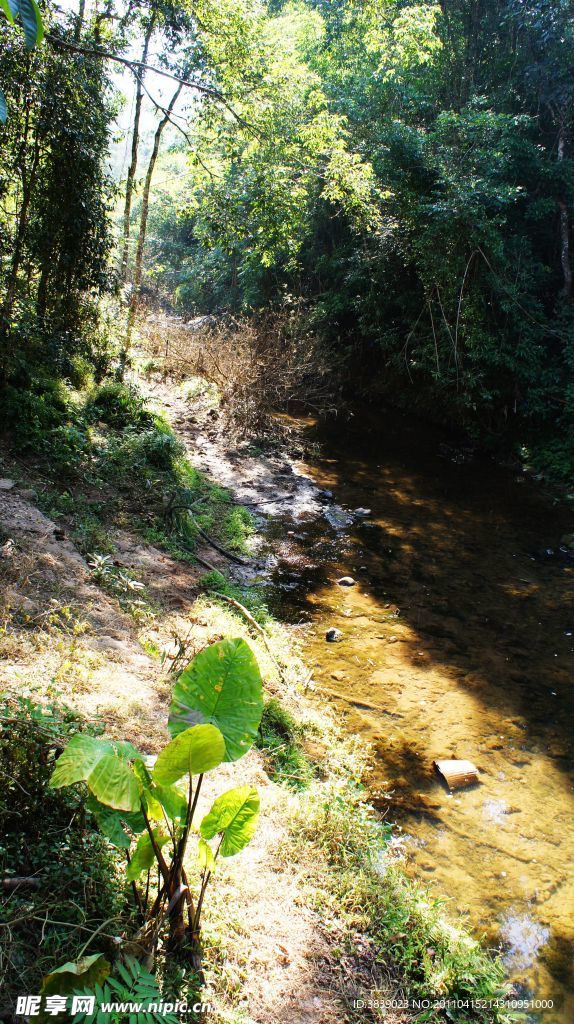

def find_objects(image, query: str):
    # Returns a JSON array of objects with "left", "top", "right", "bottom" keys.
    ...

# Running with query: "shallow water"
[{"left": 266, "top": 410, "right": 574, "bottom": 1023}]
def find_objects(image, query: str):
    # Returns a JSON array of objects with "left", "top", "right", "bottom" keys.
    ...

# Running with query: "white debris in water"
[
  {"left": 482, "top": 799, "right": 508, "bottom": 825},
  {"left": 500, "top": 912, "right": 550, "bottom": 971}
]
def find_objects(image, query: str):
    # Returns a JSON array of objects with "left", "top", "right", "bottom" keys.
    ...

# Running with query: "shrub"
[
  {"left": 0, "top": 378, "right": 75, "bottom": 447},
  {"left": 87, "top": 382, "right": 152, "bottom": 430},
  {"left": 48, "top": 638, "right": 265, "bottom": 971},
  {"left": 0, "top": 695, "right": 127, "bottom": 1007},
  {"left": 44, "top": 424, "right": 92, "bottom": 478}
]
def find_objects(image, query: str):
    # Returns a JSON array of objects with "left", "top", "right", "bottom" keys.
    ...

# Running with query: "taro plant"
[{"left": 49, "top": 637, "right": 264, "bottom": 968}]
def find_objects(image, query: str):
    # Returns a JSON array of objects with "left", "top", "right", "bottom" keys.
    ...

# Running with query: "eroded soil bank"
[{"left": 168, "top": 395, "right": 574, "bottom": 1024}]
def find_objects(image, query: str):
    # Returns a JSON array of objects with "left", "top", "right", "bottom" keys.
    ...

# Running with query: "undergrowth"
[
  {"left": 256, "top": 698, "right": 316, "bottom": 790},
  {"left": 0, "top": 374, "right": 252, "bottom": 566},
  {"left": 0, "top": 694, "right": 128, "bottom": 1006}
]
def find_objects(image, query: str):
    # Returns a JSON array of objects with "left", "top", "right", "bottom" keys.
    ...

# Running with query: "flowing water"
[{"left": 265, "top": 409, "right": 574, "bottom": 1023}]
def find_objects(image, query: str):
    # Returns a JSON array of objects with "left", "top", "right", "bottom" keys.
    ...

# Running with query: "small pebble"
[
  {"left": 337, "top": 576, "right": 356, "bottom": 587},
  {"left": 325, "top": 627, "right": 343, "bottom": 643}
]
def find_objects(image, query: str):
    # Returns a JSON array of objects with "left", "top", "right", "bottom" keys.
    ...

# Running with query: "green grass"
[
  {"left": 4, "top": 374, "right": 254, "bottom": 575},
  {"left": 198, "top": 571, "right": 272, "bottom": 626},
  {"left": 256, "top": 698, "right": 316, "bottom": 790},
  {"left": 286, "top": 775, "right": 515, "bottom": 1023}
]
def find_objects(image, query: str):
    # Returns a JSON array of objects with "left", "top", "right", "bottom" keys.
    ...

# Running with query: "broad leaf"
[
  {"left": 154, "top": 724, "right": 225, "bottom": 785},
  {"left": 42, "top": 954, "right": 110, "bottom": 996},
  {"left": 86, "top": 796, "right": 146, "bottom": 849},
  {"left": 200, "top": 785, "right": 260, "bottom": 857},
  {"left": 0, "top": 88, "right": 7, "bottom": 124},
  {"left": 126, "top": 830, "right": 170, "bottom": 881},
  {"left": 88, "top": 754, "right": 140, "bottom": 812},
  {"left": 0, "top": 0, "right": 14, "bottom": 27},
  {"left": 111, "top": 739, "right": 142, "bottom": 760},
  {"left": 50, "top": 735, "right": 113, "bottom": 788},
  {"left": 17, "top": 0, "right": 43, "bottom": 48},
  {"left": 153, "top": 782, "right": 187, "bottom": 821},
  {"left": 132, "top": 759, "right": 187, "bottom": 821},
  {"left": 169, "top": 638, "right": 264, "bottom": 761}
]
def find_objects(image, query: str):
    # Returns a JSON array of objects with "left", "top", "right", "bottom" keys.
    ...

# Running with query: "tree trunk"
[
  {"left": 119, "top": 16, "right": 155, "bottom": 283},
  {"left": 557, "top": 129, "right": 572, "bottom": 303},
  {"left": 1, "top": 138, "right": 40, "bottom": 332},
  {"left": 124, "top": 79, "right": 184, "bottom": 350},
  {"left": 75, "top": 0, "right": 86, "bottom": 41}
]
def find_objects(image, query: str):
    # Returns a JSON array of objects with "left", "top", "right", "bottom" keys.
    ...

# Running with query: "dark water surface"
[{"left": 267, "top": 410, "right": 574, "bottom": 1023}]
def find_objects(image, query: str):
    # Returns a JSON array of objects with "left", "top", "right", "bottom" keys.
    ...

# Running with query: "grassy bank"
[{"left": 0, "top": 371, "right": 515, "bottom": 1023}]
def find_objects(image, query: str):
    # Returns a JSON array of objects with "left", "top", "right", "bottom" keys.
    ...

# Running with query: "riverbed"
[
  {"left": 258, "top": 409, "right": 574, "bottom": 1024},
  {"left": 183, "top": 390, "right": 574, "bottom": 1023}
]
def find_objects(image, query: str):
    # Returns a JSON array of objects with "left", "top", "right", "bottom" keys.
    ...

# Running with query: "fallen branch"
[{"left": 191, "top": 519, "right": 246, "bottom": 565}]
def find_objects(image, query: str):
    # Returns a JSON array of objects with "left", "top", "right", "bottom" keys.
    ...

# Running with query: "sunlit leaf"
[
  {"left": 42, "top": 954, "right": 110, "bottom": 996},
  {"left": 126, "top": 829, "right": 170, "bottom": 881},
  {"left": 0, "top": 0, "right": 14, "bottom": 25},
  {"left": 88, "top": 754, "right": 141, "bottom": 812},
  {"left": 154, "top": 723, "right": 225, "bottom": 784},
  {"left": 49, "top": 735, "right": 113, "bottom": 789},
  {"left": 153, "top": 782, "right": 188, "bottom": 821},
  {"left": 168, "top": 638, "right": 263, "bottom": 761},
  {"left": 200, "top": 785, "right": 259, "bottom": 857},
  {"left": 197, "top": 837, "right": 215, "bottom": 871}
]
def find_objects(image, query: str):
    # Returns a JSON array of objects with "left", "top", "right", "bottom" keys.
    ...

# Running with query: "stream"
[
  {"left": 186, "top": 392, "right": 574, "bottom": 1022},
  {"left": 258, "top": 409, "right": 574, "bottom": 1024}
]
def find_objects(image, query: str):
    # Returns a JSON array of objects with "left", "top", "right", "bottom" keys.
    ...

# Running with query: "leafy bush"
[
  {"left": 49, "top": 638, "right": 264, "bottom": 969},
  {"left": 0, "top": 378, "right": 75, "bottom": 447},
  {"left": 121, "top": 425, "right": 184, "bottom": 471},
  {"left": 87, "top": 382, "right": 152, "bottom": 430},
  {"left": 44, "top": 424, "right": 92, "bottom": 478},
  {"left": 0, "top": 695, "right": 127, "bottom": 1007}
]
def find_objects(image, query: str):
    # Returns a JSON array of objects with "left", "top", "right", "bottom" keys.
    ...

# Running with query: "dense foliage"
[
  {"left": 1, "top": 0, "right": 574, "bottom": 478},
  {"left": 146, "top": 0, "right": 574, "bottom": 477},
  {"left": 0, "top": 696, "right": 128, "bottom": 1006}
]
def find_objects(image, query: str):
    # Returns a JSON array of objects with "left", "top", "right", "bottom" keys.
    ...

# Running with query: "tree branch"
[{"left": 46, "top": 32, "right": 253, "bottom": 129}]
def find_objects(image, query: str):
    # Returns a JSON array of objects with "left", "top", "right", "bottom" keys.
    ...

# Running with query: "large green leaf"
[
  {"left": 16, "top": 0, "right": 43, "bottom": 48},
  {"left": 153, "top": 782, "right": 188, "bottom": 821},
  {"left": 154, "top": 724, "right": 225, "bottom": 785},
  {"left": 126, "top": 830, "right": 170, "bottom": 881},
  {"left": 169, "top": 638, "right": 264, "bottom": 761},
  {"left": 42, "top": 954, "right": 110, "bottom": 996},
  {"left": 200, "top": 785, "right": 260, "bottom": 857},
  {"left": 86, "top": 796, "right": 146, "bottom": 848},
  {"left": 50, "top": 736, "right": 142, "bottom": 812},
  {"left": 111, "top": 739, "right": 142, "bottom": 760},
  {"left": 88, "top": 754, "right": 140, "bottom": 812},
  {"left": 0, "top": 87, "right": 6, "bottom": 125},
  {"left": 132, "top": 759, "right": 187, "bottom": 822},
  {"left": 50, "top": 735, "right": 113, "bottom": 788}
]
